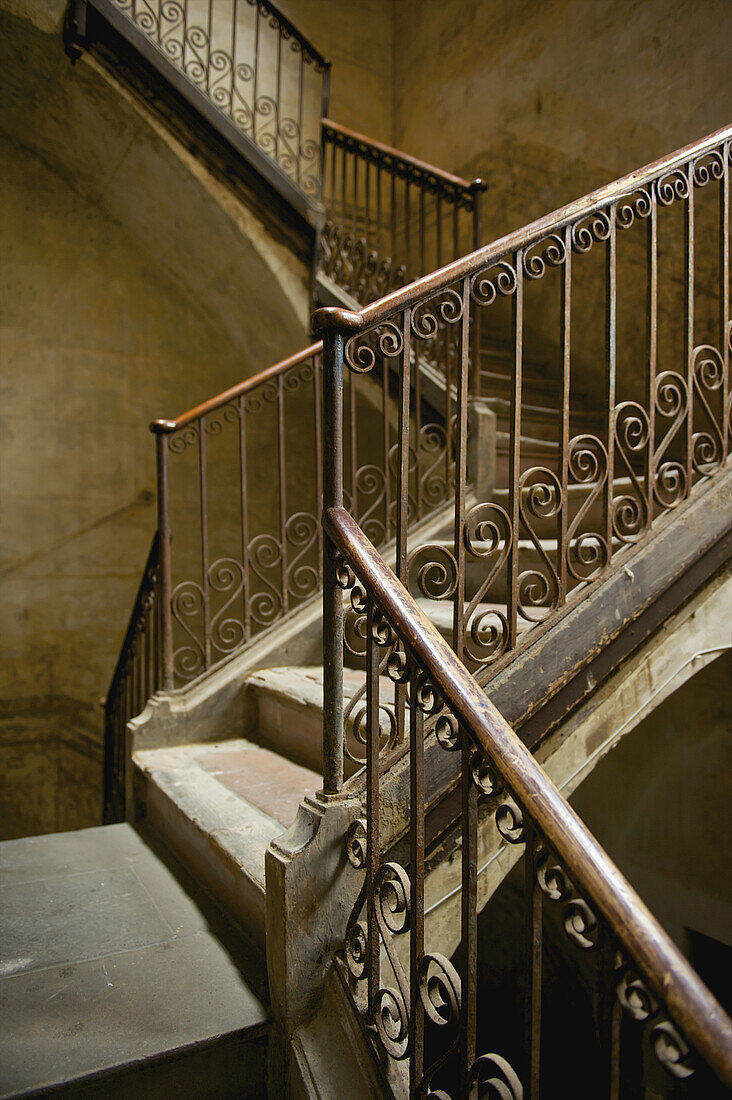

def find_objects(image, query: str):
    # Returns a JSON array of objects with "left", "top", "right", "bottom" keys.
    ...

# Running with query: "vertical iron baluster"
[
  {"left": 685, "top": 162, "right": 695, "bottom": 493},
  {"left": 239, "top": 394, "right": 250, "bottom": 641},
  {"left": 414, "top": 331, "right": 423, "bottom": 520},
  {"left": 405, "top": 178, "right": 411, "bottom": 279},
  {"left": 277, "top": 374, "right": 288, "bottom": 613},
  {"left": 205, "top": 0, "right": 212, "bottom": 97},
  {"left": 508, "top": 253, "right": 523, "bottom": 649},
  {"left": 341, "top": 139, "right": 347, "bottom": 234},
  {"left": 366, "top": 598, "right": 380, "bottom": 1016},
  {"left": 600, "top": 943, "right": 622, "bottom": 1100},
  {"left": 452, "top": 193, "right": 459, "bottom": 264},
  {"left": 376, "top": 158, "right": 383, "bottom": 268},
  {"left": 460, "top": 731, "right": 478, "bottom": 1096},
  {"left": 383, "top": 356, "right": 391, "bottom": 540},
  {"left": 365, "top": 154, "right": 371, "bottom": 263},
  {"left": 396, "top": 311, "right": 412, "bottom": 743},
  {"left": 274, "top": 23, "right": 282, "bottom": 168},
  {"left": 409, "top": 667, "right": 425, "bottom": 1096},
  {"left": 605, "top": 208, "right": 617, "bottom": 564},
  {"left": 470, "top": 182, "right": 485, "bottom": 397},
  {"left": 419, "top": 187, "right": 426, "bottom": 279},
  {"left": 252, "top": 3, "right": 259, "bottom": 145},
  {"left": 559, "top": 226, "right": 571, "bottom": 602},
  {"left": 352, "top": 142, "right": 358, "bottom": 243},
  {"left": 722, "top": 142, "right": 730, "bottom": 462},
  {"left": 523, "top": 829, "right": 542, "bottom": 1097},
  {"left": 349, "top": 369, "right": 358, "bottom": 519},
  {"left": 647, "top": 185, "right": 658, "bottom": 524},
  {"left": 156, "top": 432, "right": 174, "bottom": 689},
  {"left": 322, "top": 329, "right": 344, "bottom": 794},
  {"left": 452, "top": 278, "right": 470, "bottom": 660},
  {"left": 436, "top": 192, "right": 443, "bottom": 269},
  {"left": 391, "top": 171, "right": 397, "bottom": 271},
  {"left": 199, "top": 415, "right": 211, "bottom": 668},
  {"left": 297, "top": 49, "right": 304, "bottom": 186},
  {"left": 314, "top": 354, "right": 324, "bottom": 583},
  {"left": 230, "top": 0, "right": 237, "bottom": 125}
]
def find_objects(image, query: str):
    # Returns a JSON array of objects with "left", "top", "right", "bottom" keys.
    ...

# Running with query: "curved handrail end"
[
  {"left": 312, "top": 306, "right": 363, "bottom": 336},
  {"left": 150, "top": 419, "right": 178, "bottom": 434}
]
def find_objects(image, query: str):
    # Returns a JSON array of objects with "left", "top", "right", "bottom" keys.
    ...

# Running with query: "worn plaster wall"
[
  {"left": 278, "top": 0, "right": 394, "bottom": 141},
  {"left": 393, "top": 0, "right": 732, "bottom": 237},
  {"left": 571, "top": 650, "right": 732, "bottom": 959},
  {"left": 0, "top": 6, "right": 310, "bottom": 839}
]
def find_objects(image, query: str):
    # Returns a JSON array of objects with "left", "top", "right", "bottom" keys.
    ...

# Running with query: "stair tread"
[{"left": 0, "top": 823, "right": 268, "bottom": 1097}]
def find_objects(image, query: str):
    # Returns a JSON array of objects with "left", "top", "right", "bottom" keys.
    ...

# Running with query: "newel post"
[
  {"left": 313, "top": 307, "right": 362, "bottom": 796},
  {"left": 153, "top": 426, "right": 174, "bottom": 691}
]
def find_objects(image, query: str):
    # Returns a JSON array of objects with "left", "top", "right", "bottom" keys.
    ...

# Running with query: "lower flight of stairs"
[{"left": 0, "top": 822, "right": 269, "bottom": 1099}]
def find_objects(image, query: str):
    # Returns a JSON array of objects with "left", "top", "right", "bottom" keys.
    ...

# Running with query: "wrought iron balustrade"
[
  {"left": 324, "top": 503, "right": 732, "bottom": 1097},
  {"left": 321, "top": 119, "right": 487, "bottom": 313},
  {"left": 103, "top": 532, "right": 161, "bottom": 823},
  {"left": 69, "top": 0, "right": 330, "bottom": 205},
  {"left": 315, "top": 125, "right": 732, "bottom": 780}
]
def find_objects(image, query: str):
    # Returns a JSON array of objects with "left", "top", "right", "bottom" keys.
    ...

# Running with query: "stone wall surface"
[
  {"left": 0, "top": 6, "right": 310, "bottom": 839},
  {"left": 393, "top": 0, "right": 732, "bottom": 237}
]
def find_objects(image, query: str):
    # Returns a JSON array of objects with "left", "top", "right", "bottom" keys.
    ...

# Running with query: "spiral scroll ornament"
[
  {"left": 518, "top": 468, "right": 562, "bottom": 621},
  {"left": 566, "top": 434, "right": 609, "bottom": 580},
  {"left": 468, "top": 1053, "right": 524, "bottom": 1099},
  {"left": 462, "top": 502, "right": 512, "bottom": 667},
  {"left": 614, "top": 957, "right": 696, "bottom": 1079},
  {"left": 209, "top": 558, "right": 245, "bottom": 656},
  {"left": 522, "top": 233, "right": 566, "bottom": 280},
  {"left": 616, "top": 186, "right": 652, "bottom": 228},
  {"left": 612, "top": 402, "right": 650, "bottom": 543},
  {"left": 418, "top": 953, "right": 461, "bottom": 1027},
  {"left": 345, "top": 320, "right": 404, "bottom": 374},
  {"left": 285, "top": 512, "right": 319, "bottom": 601},
  {"left": 171, "top": 580, "right": 205, "bottom": 680},
  {"left": 653, "top": 371, "right": 689, "bottom": 509},
  {"left": 470, "top": 260, "right": 517, "bottom": 307},
  {"left": 407, "top": 543, "right": 459, "bottom": 603},
  {"left": 656, "top": 167, "right": 690, "bottom": 207},
  {"left": 691, "top": 344, "right": 725, "bottom": 477},
  {"left": 248, "top": 534, "right": 283, "bottom": 626},
  {"left": 411, "top": 287, "right": 464, "bottom": 341},
  {"left": 571, "top": 209, "right": 611, "bottom": 253}
]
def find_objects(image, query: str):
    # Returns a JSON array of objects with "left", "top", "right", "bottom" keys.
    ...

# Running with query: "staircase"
[{"left": 40, "top": 4, "right": 732, "bottom": 1097}]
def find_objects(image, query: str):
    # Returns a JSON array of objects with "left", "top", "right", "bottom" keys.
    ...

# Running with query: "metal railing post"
[
  {"left": 470, "top": 178, "right": 487, "bottom": 397},
  {"left": 155, "top": 431, "right": 174, "bottom": 691},
  {"left": 321, "top": 325, "right": 345, "bottom": 794}
]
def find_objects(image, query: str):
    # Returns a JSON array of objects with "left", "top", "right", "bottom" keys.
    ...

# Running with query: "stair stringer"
[{"left": 397, "top": 561, "right": 731, "bottom": 969}]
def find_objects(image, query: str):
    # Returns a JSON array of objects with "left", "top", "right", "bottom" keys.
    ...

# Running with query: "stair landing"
[{"left": 0, "top": 822, "right": 268, "bottom": 1098}]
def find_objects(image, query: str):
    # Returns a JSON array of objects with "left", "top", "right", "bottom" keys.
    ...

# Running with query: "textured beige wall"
[
  {"left": 393, "top": 0, "right": 732, "bottom": 240},
  {"left": 0, "top": 8, "right": 310, "bottom": 839},
  {"left": 279, "top": 0, "right": 395, "bottom": 141}
]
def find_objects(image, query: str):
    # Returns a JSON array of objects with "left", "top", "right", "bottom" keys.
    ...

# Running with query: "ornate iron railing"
[
  {"left": 314, "top": 124, "right": 732, "bottom": 795},
  {"left": 325, "top": 504, "right": 732, "bottom": 1097},
  {"left": 103, "top": 532, "right": 161, "bottom": 822},
  {"left": 70, "top": 0, "right": 330, "bottom": 203},
  {"left": 148, "top": 334, "right": 460, "bottom": 691},
  {"left": 321, "top": 120, "right": 487, "bottom": 315}
]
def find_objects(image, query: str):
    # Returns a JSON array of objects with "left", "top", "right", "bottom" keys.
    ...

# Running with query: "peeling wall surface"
[{"left": 0, "top": 6, "right": 309, "bottom": 839}]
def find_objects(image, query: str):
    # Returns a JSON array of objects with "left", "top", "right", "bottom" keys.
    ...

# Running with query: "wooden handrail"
[
  {"left": 150, "top": 341, "right": 323, "bottom": 433},
  {"left": 313, "top": 122, "right": 732, "bottom": 337},
  {"left": 324, "top": 504, "right": 732, "bottom": 1090},
  {"left": 322, "top": 117, "right": 486, "bottom": 194}
]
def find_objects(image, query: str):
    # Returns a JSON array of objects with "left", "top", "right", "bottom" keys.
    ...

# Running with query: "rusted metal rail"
[{"left": 326, "top": 504, "right": 732, "bottom": 1096}]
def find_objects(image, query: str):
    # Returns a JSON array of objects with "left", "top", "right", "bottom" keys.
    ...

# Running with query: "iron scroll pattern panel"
[
  {"left": 321, "top": 123, "right": 482, "bottom": 305},
  {"left": 338, "top": 138, "right": 731, "bottom": 707},
  {"left": 333, "top": 553, "right": 707, "bottom": 1097},
  {"left": 162, "top": 348, "right": 453, "bottom": 688},
  {"left": 110, "top": 0, "right": 327, "bottom": 196}
]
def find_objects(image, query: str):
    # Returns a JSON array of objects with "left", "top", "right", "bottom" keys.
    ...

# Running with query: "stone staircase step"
[
  {"left": 0, "top": 822, "right": 269, "bottom": 1099},
  {"left": 413, "top": 597, "right": 538, "bottom": 640},
  {"left": 134, "top": 740, "right": 320, "bottom": 951}
]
